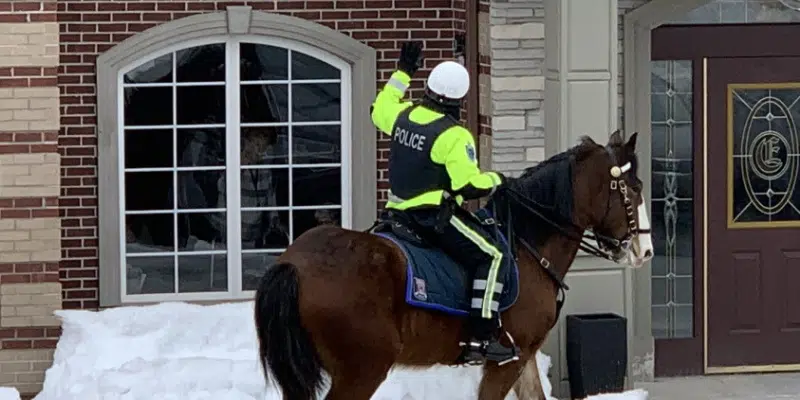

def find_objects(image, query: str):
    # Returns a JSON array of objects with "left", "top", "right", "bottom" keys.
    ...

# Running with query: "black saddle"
[
  {"left": 371, "top": 207, "right": 502, "bottom": 248},
  {"left": 371, "top": 210, "right": 430, "bottom": 248}
]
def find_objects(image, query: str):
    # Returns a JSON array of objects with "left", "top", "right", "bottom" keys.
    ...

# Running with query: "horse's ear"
[
  {"left": 608, "top": 129, "right": 623, "bottom": 145},
  {"left": 625, "top": 132, "right": 639, "bottom": 151},
  {"left": 580, "top": 135, "right": 598, "bottom": 147}
]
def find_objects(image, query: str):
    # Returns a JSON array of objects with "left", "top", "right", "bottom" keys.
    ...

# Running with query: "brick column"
[{"left": 0, "top": 1, "right": 62, "bottom": 395}]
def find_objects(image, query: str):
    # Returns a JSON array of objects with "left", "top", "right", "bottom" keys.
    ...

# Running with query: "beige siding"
[
  {"left": 0, "top": 23, "right": 58, "bottom": 68},
  {"left": 0, "top": 283, "right": 61, "bottom": 327},
  {"left": 0, "top": 87, "right": 60, "bottom": 132},
  {"left": 0, "top": 349, "right": 54, "bottom": 394}
]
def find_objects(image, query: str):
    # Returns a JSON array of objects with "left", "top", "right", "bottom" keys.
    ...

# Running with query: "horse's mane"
[{"left": 487, "top": 136, "right": 600, "bottom": 244}]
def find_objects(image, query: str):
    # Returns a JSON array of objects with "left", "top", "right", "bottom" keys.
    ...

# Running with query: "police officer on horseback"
[{"left": 371, "top": 40, "right": 520, "bottom": 366}]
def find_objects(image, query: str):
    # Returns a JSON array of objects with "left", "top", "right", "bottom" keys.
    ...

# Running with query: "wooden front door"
[{"left": 707, "top": 57, "right": 800, "bottom": 368}]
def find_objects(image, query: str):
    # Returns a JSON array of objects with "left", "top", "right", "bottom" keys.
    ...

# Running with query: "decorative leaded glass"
[
  {"left": 650, "top": 60, "right": 694, "bottom": 339},
  {"left": 672, "top": 0, "right": 800, "bottom": 24},
  {"left": 728, "top": 85, "right": 800, "bottom": 226}
]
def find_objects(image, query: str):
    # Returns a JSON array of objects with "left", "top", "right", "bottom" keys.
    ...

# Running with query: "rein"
[
  {"left": 489, "top": 185, "right": 623, "bottom": 324},
  {"left": 488, "top": 149, "right": 643, "bottom": 320},
  {"left": 504, "top": 187, "right": 621, "bottom": 259}
]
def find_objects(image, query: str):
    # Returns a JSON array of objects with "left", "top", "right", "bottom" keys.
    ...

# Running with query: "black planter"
[{"left": 566, "top": 313, "right": 628, "bottom": 399}]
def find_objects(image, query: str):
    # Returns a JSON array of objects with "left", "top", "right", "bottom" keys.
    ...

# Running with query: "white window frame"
[
  {"left": 116, "top": 36, "right": 353, "bottom": 303},
  {"left": 96, "top": 9, "right": 376, "bottom": 308}
]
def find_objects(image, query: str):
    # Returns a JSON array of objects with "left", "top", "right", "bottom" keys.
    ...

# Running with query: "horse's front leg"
[
  {"left": 477, "top": 354, "right": 532, "bottom": 400},
  {"left": 512, "top": 354, "right": 547, "bottom": 400}
]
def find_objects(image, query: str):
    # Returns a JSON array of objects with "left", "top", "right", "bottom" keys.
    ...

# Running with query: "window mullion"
[
  {"left": 340, "top": 65, "right": 352, "bottom": 229},
  {"left": 226, "top": 39, "right": 243, "bottom": 295},
  {"left": 172, "top": 51, "right": 179, "bottom": 296},
  {"left": 118, "top": 69, "right": 129, "bottom": 300},
  {"left": 287, "top": 49, "right": 294, "bottom": 242}
]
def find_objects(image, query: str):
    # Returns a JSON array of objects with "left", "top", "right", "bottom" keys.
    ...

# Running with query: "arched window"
[{"left": 97, "top": 9, "right": 376, "bottom": 305}]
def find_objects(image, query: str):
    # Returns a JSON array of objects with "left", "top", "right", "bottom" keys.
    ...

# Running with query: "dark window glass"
[
  {"left": 177, "top": 128, "right": 226, "bottom": 167},
  {"left": 240, "top": 168, "right": 289, "bottom": 208},
  {"left": 240, "top": 43, "right": 288, "bottom": 81},
  {"left": 125, "top": 129, "right": 173, "bottom": 169},
  {"left": 291, "top": 50, "right": 339, "bottom": 80},
  {"left": 240, "top": 84, "right": 288, "bottom": 123},
  {"left": 241, "top": 126, "right": 288, "bottom": 165},
  {"left": 240, "top": 210, "right": 290, "bottom": 249},
  {"left": 125, "top": 214, "right": 175, "bottom": 253},
  {"left": 292, "top": 208, "right": 341, "bottom": 240},
  {"left": 242, "top": 252, "right": 280, "bottom": 290},
  {"left": 177, "top": 212, "right": 227, "bottom": 250},
  {"left": 292, "top": 125, "right": 341, "bottom": 164},
  {"left": 177, "top": 86, "right": 226, "bottom": 125},
  {"left": 124, "top": 53, "right": 173, "bottom": 84},
  {"left": 178, "top": 254, "right": 228, "bottom": 293},
  {"left": 126, "top": 256, "right": 175, "bottom": 294},
  {"left": 292, "top": 167, "right": 341, "bottom": 206},
  {"left": 176, "top": 170, "right": 225, "bottom": 209},
  {"left": 291, "top": 83, "right": 340, "bottom": 122},
  {"left": 124, "top": 87, "right": 173, "bottom": 126},
  {"left": 125, "top": 171, "right": 173, "bottom": 211},
  {"left": 176, "top": 43, "right": 226, "bottom": 83}
]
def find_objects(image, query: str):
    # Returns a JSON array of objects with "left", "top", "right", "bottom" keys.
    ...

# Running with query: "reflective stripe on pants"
[{"left": 449, "top": 215, "right": 504, "bottom": 319}]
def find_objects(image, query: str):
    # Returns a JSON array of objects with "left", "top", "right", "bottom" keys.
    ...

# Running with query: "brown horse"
[{"left": 254, "top": 130, "right": 654, "bottom": 400}]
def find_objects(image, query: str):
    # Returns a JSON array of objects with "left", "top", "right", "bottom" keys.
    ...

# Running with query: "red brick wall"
[{"left": 57, "top": 0, "right": 467, "bottom": 309}]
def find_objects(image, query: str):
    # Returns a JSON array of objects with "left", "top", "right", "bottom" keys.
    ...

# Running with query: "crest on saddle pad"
[{"left": 413, "top": 277, "right": 428, "bottom": 301}]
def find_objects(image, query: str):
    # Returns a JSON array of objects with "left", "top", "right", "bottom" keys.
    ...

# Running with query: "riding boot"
[{"left": 457, "top": 284, "right": 521, "bottom": 366}]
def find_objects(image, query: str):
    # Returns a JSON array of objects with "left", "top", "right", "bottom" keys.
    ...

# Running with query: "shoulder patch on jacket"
[{"left": 466, "top": 143, "right": 477, "bottom": 163}]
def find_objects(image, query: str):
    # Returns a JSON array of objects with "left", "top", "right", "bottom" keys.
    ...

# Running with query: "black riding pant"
[{"left": 405, "top": 208, "right": 507, "bottom": 331}]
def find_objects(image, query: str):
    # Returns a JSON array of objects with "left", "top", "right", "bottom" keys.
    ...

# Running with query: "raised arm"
[
  {"left": 370, "top": 70, "right": 413, "bottom": 135},
  {"left": 370, "top": 41, "right": 424, "bottom": 136}
]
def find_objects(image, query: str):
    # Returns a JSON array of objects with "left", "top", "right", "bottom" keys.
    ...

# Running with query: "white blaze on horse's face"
[{"left": 628, "top": 194, "right": 654, "bottom": 268}]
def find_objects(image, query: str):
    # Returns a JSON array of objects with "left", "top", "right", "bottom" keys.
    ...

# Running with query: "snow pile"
[
  {"left": 0, "top": 388, "right": 20, "bottom": 400},
  {"left": 585, "top": 390, "right": 649, "bottom": 400},
  {"left": 35, "top": 301, "right": 646, "bottom": 400}
]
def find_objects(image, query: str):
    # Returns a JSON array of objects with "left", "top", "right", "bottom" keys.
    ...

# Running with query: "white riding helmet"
[{"left": 425, "top": 61, "right": 470, "bottom": 104}]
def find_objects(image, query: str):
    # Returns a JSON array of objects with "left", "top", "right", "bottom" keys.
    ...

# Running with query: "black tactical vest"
[{"left": 388, "top": 105, "right": 458, "bottom": 203}]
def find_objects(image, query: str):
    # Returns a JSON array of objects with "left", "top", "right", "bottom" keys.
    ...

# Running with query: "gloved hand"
[
  {"left": 398, "top": 41, "right": 424, "bottom": 76},
  {"left": 493, "top": 171, "right": 510, "bottom": 192},
  {"left": 494, "top": 171, "right": 508, "bottom": 187}
]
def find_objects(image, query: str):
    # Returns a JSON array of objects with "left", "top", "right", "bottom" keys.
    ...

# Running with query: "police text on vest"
[{"left": 393, "top": 127, "right": 426, "bottom": 151}]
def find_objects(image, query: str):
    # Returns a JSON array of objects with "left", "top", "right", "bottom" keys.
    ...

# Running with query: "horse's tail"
[{"left": 254, "top": 262, "right": 324, "bottom": 400}]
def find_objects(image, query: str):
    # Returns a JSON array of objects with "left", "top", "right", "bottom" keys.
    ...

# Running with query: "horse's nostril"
[{"left": 644, "top": 250, "right": 653, "bottom": 259}]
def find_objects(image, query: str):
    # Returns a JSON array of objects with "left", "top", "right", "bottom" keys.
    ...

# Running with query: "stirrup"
[
  {"left": 456, "top": 340, "right": 487, "bottom": 366},
  {"left": 456, "top": 331, "right": 521, "bottom": 367},
  {"left": 493, "top": 330, "right": 521, "bottom": 366}
]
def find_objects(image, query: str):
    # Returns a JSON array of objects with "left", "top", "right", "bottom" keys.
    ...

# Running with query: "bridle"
[
  {"left": 495, "top": 145, "right": 647, "bottom": 289},
  {"left": 584, "top": 145, "right": 648, "bottom": 258},
  {"left": 491, "top": 145, "right": 648, "bottom": 321}
]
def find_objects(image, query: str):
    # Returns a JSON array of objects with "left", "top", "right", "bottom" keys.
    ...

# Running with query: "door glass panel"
[
  {"left": 650, "top": 60, "right": 695, "bottom": 339},
  {"left": 728, "top": 85, "right": 800, "bottom": 227},
  {"left": 671, "top": 0, "right": 800, "bottom": 24}
]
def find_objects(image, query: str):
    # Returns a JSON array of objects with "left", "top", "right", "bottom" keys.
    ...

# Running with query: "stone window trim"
[
  {"left": 96, "top": 6, "right": 377, "bottom": 307},
  {"left": 622, "top": 0, "right": 712, "bottom": 343}
]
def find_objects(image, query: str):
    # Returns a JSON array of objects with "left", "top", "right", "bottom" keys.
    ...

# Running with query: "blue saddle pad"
[{"left": 373, "top": 209, "right": 519, "bottom": 317}]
